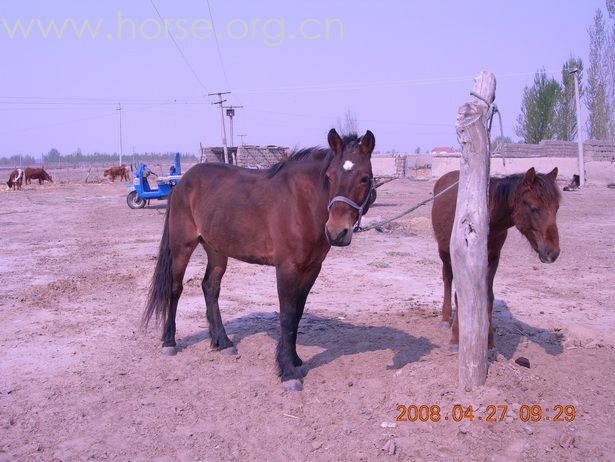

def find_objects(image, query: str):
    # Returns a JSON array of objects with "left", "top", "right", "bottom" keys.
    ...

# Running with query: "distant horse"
[
  {"left": 431, "top": 167, "right": 560, "bottom": 348},
  {"left": 143, "top": 129, "right": 377, "bottom": 390},
  {"left": 104, "top": 165, "right": 129, "bottom": 182},
  {"left": 25, "top": 167, "right": 53, "bottom": 185},
  {"left": 6, "top": 168, "right": 24, "bottom": 190}
]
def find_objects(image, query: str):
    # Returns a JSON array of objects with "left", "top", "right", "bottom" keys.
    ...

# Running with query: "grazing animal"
[
  {"left": 431, "top": 167, "right": 560, "bottom": 348},
  {"left": 25, "top": 167, "right": 53, "bottom": 185},
  {"left": 104, "top": 165, "right": 129, "bottom": 182},
  {"left": 6, "top": 168, "right": 24, "bottom": 190},
  {"left": 143, "top": 129, "right": 377, "bottom": 390}
]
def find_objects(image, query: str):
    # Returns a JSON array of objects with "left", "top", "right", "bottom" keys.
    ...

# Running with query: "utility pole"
[
  {"left": 570, "top": 68, "right": 585, "bottom": 187},
  {"left": 117, "top": 103, "right": 123, "bottom": 166},
  {"left": 237, "top": 134, "right": 247, "bottom": 146},
  {"left": 224, "top": 105, "right": 243, "bottom": 148},
  {"left": 208, "top": 91, "right": 231, "bottom": 163}
]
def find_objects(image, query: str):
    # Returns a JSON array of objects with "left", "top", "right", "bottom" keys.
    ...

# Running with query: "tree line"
[
  {"left": 516, "top": 0, "right": 615, "bottom": 143},
  {"left": 0, "top": 148, "right": 197, "bottom": 166}
]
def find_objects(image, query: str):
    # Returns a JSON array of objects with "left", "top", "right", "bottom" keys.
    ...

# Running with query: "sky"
[{"left": 0, "top": 0, "right": 608, "bottom": 158}]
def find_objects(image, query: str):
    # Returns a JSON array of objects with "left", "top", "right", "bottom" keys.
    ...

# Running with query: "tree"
[
  {"left": 335, "top": 109, "right": 359, "bottom": 135},
  {"left": 608, "top": 0, "right": 615, "bottom": 139},
  {"left": 515, "top": 70, "right": 562, "bottom": 143},
  {"left": 555, "top": 57, "right": 583, "bottom": 141},
  {"left": 586, "top": 9, "right": 610, "bottom": 140},
  {"left": 44, "top": 148, "right": 61, "bottom": 163},
  {"left": 492, "top": 135, "right": 513, "bottom": 145}
]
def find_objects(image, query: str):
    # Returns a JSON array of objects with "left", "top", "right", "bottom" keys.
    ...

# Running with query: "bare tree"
[{"left": 335, "top": 110, "right": 359, "bottom": 135}]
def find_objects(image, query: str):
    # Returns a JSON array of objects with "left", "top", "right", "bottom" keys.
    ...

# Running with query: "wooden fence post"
[{"left": 451, "top": 71, "right": 496, "bottom": 390}]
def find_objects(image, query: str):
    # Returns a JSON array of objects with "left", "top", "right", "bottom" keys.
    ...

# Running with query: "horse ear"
[
  {"left": 547, "top": 167, "right": 558, "bottom": 182},
  {"left": 328, "top": 128, "right": 343, "bottom": 155},
  {"left": 359, "top": 130, "right": 375, "bottom": 156},
  {"left": 523, "top": 167, "right": 536, "bottom": 186}
]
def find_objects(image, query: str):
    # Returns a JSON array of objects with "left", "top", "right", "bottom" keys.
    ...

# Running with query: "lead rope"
[
  {"left": 357, "top": 92, "right": 506, "bottom": 233},
  {"left": 356, "top": 180, "right": 459, "bottom": 232}
]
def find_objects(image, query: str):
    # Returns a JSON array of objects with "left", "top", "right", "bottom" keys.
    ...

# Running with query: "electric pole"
[
  {"left": 224, "top": 105, "right": 243, "bottom": 148},
  {"left": 570, "top": 68, "right": 585, "bottom": 187},
  {"left": 117, "top": 103, "right": 123, "bottom": 166},
  {"left": 237, "top": 134, "right": 247, "bottom": 146},
  {"left": 208, "top": 91, "right": 231, "bottom": 163}
]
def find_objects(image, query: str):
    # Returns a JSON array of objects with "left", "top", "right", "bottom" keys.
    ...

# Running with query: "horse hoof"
[
  {"left": 448, "top": 344, "right": 459, "bottom": 353},
  {"left": 282, "top": 379, "right": 303, "bottom": 392},
  {"left": 438, "top": 321, "right": 451, "bottom": 330},
  {"left": 161, "top": 346, "right": 177, "bottom": 356},
  {"left": 220, "top": 346, "right": 238, "bottom": 356}
]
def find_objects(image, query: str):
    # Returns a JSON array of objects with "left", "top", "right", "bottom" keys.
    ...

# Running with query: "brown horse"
[
  {"left": 6, "top": 168, "right": 24, "bottom": 190},
  {"left": 143, "top": 129, "right": 377, "bottom": 390},
  {"left": 104, "top": 165, "right": 129, "bottom": 182},
  {"left": 431, "top": 167, "right": 560, "bottom": 349},
  {"left": 25, "top": 167, "right": 53, "bottom": 185}
]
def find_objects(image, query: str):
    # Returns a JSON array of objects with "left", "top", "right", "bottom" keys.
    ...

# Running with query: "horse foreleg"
[
  {"left": 275, "top": 263, "right": 322, "bottom": 390},
  {"left": 202, "top": 249, "right": 234, "bottom": 352}
]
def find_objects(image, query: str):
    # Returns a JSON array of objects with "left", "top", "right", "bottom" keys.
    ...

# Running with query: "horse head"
[
  {"left": 512, "top": 167, "right": 561, "bottom": 263},
  {"left": 324, "top": 128, "right": 376, "bottom": 246}
]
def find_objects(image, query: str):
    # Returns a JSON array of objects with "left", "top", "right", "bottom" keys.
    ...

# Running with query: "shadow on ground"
[
  {"left": 179, "top": 312, "right": 436, "bottom": 374},
  {"left": 492, "top": 299, "right": 564, "bottom": 358}
]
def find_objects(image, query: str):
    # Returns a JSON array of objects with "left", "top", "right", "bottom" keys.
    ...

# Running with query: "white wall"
[
  {"left": 371, "top": 157, "right": 397, "bottom": 176},
  {"left": 431, "top": 156, "right": 578, "bottom": 180}
]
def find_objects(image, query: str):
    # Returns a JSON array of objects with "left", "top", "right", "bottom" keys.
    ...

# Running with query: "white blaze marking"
[{"left": 343, "top": 160, "right": 354, "bottom": 171}]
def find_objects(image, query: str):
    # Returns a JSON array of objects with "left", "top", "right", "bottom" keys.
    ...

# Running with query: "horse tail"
[{"left": 142, "top": 192, "right": 174, "bottom": 329}]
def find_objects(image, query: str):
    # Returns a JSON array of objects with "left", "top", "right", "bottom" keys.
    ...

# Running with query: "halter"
[{"left": 327, "top": 178, "right": 374, "bottom": 230}]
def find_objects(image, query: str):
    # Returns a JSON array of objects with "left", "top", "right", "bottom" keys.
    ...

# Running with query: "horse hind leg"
[
  {"left": 201, "top": 248, "right": 234, "bottom": 353},
  {"left": 159, "top": 239, "right": 199, "bottom": 355},
  {"left": 439, "top": 249, "right": 454, "bottom": 329}
]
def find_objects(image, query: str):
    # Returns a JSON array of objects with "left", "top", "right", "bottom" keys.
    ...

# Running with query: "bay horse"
[
  {"left": 104, "top": 165, "right": 129, "bottom": 182},
  {"left": 25, "top": 167, "right": 53, "bottom": 185},
  {"left": 6, "top": 168, "right": 24, "bottom": 190},
  {"left": 431, "top": 167, "right": 560, "bottom": 349},
  {"left": 143, "top": 129, "right": 377, "bottom": 390}
]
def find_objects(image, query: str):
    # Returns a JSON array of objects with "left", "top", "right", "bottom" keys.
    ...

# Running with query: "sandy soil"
[{"left": 1, "top": 176, "right": 614, "bottom": 461}]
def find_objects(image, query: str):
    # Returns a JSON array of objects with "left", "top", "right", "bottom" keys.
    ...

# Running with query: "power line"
[
  {"left": 149, "top": 0, "right": 209, "bottom": 93},
  {"left": 205, "top": 0, "right": 231, "bottom": 89}
]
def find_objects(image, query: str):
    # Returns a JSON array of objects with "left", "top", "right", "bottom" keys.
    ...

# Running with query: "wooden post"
[{"left": 451, "top": 71, "right": 496, "bottom": 390}]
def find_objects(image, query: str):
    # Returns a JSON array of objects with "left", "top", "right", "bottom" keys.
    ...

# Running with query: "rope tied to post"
[{"left": 470, "top": 91, "right": 506, "bottom": 166}]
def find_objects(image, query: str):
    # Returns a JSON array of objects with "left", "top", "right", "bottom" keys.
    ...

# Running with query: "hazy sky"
[{"left": 0, "top": 1, "right": 607, "bottom": 158}]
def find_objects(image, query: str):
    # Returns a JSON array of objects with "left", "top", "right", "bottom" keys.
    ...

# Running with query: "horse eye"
[
  {"left": 531, "top": 206, "right": 540, "bottom": 213},
  {"left": 360, "top": 176, "right": 370, "bottom": 184}
]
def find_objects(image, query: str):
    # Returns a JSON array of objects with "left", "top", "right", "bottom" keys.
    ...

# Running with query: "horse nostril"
[{"left": 335, "top": 228, "right": 348, "bottom": 242}]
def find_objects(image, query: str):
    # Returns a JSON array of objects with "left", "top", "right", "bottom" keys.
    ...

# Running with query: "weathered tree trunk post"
[{"left": 451, "top": 71, "right": 496, "bottom": 390}]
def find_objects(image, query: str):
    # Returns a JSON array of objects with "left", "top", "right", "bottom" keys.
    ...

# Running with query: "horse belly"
[{"left": 197, "top": 206, "right": 276, "bottom": 265}]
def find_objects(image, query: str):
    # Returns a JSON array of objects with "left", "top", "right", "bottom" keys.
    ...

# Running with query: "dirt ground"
[{"left": 1, "top": 175, "right": 614, "bottom": 462}]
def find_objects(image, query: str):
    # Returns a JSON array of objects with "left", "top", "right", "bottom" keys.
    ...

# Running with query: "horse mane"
[
  {"left": 493, "top": 172, "right": 561, "bottom": 208},
  {"left": 266, "top": 133, "right": 361, "bottom": 178}
]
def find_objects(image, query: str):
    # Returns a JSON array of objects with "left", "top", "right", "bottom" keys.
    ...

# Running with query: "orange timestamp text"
[{"left": 396, "top": 404, "right": 576, "bottom": 423}]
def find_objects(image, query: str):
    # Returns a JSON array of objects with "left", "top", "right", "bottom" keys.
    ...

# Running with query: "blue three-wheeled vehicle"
[{"left": 126, "top": 152, "right": 182, "bottom": 209}]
